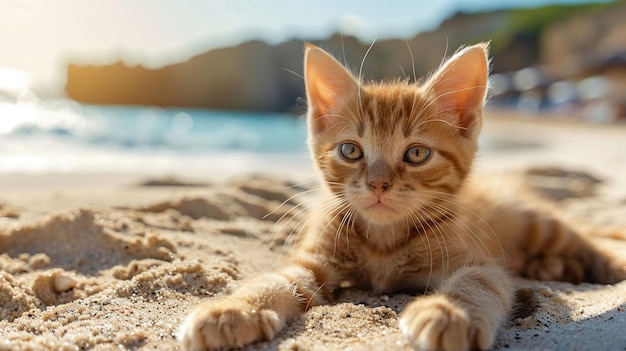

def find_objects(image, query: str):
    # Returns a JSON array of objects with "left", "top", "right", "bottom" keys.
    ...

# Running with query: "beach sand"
[{"left": 1, "top": 113, "right": 626, "bottom": 351}]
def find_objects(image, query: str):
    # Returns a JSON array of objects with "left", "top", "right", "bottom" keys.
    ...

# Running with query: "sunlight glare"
[
  {"left": 0, "top": 67, "right": 30, "bottom": 95},
  {"left": 0, "top": 102, "right": 36, "bottom": 134}
]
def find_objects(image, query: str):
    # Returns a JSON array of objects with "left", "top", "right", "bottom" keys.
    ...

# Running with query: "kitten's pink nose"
[{"left": 369, "top": 181, "right": 390, "bottom": 194}]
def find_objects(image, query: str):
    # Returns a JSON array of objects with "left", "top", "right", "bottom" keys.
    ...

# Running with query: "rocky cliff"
[
  {"left": 540, "top": 1, "right": 626, "bottom": 78},
  {"left": 65, "top": 2, "right": 624, "bottom": 112}
]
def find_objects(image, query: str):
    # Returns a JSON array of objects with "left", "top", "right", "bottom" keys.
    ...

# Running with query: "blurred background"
[{"left": 1, "top": 0, "right": 624, "bottom": 179}]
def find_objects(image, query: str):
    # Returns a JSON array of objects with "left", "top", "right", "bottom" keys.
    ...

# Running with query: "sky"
[{"left": 0, "top": 0, "right": 612, "bottom": 93}]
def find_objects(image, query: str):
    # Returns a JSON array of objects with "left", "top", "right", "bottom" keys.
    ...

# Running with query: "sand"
[{"left": 1, "top": 114, "right": 626, "bottom": 351}]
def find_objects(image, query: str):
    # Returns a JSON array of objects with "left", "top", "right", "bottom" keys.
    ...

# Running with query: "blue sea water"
[{"left": 0, "top": 97, "right": 311, "bottom": 176}]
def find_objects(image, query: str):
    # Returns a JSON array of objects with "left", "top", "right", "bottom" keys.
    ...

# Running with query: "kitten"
[{"left": 178, "top": 43, "right": 625, "bottom": 351}]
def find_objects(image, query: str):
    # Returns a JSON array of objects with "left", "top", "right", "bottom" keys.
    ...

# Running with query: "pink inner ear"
[
  {"left": 428, "top": 44, "right": 489, "bottom": 134},
  {"left": 304, "top": 45, "right": 359, "bottom": 134}
]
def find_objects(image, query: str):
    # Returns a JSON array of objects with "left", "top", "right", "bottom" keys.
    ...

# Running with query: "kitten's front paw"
[
  {"left": 399, "top": 295, "right": 494, "bottom": 351},
  {"left": 178, "top": 298, "right": 283, "bottom": 351}
]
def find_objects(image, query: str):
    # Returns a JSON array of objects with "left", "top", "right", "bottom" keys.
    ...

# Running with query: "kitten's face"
[{"left": 304, "top": 43, "right": 488, "bottom": 226}]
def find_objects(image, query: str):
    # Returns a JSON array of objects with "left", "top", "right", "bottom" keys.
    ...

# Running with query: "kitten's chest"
[{"left": 346, "top": 242, "right": 437, "bottom": 294}]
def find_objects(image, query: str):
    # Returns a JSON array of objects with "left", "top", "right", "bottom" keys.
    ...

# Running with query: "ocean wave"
[{"left": 0, "top": 98, "right": 308, "bottom": 153}]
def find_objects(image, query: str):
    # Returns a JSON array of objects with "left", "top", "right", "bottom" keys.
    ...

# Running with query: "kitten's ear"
[
  {"left": 304, "top": 43, "right": 359, "bottom": 134},
  {"left": 425, "top": 43, "right": 489, "bottom": 139}
]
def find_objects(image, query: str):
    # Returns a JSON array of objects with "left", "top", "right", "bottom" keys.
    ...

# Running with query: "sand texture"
[{"left": 1, "top": 116, "right": 626, "bottom": 351}]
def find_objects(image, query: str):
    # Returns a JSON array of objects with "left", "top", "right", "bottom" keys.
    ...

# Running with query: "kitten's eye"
[
  {"left": 404, "top": 145, "right": 431, "bottom": 165},
  {"left": 339, "top": 143, "right": 363, "bottom": 161}
]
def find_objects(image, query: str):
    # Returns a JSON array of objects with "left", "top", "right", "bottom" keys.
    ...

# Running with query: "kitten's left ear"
[{"left": 425, "top": 43, "right": 489, "bottom": 139}]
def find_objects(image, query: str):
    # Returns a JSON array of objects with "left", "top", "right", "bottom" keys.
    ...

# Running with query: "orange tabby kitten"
[{"left": 178, "top": 43, "right": 625, "bottom": 351}]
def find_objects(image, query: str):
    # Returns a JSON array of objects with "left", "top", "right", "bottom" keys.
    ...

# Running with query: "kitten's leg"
[
  {"left": 517, "top": 212, "right": 626, "bottom": 284},
  {"left": 178, "top": 264, "right": 327, "bottom": 350},
  {"left": 400, "top": 263, "right": 514, "bottom": 351}
]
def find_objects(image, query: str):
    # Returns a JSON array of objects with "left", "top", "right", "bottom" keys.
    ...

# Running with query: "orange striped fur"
[{"left": 178, "top": 43, "right": 626, "bottom": 351}]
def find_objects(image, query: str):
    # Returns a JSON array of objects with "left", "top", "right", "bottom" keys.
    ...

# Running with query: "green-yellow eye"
[
  {"left": 339, "top": 142, "right": 363, "bottom": 161},
  {"left": 404, "top": 145, "right": 431, "bottom": 165}
]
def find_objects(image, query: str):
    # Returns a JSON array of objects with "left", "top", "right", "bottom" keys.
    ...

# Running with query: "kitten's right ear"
[{"left": 304, "top": 43, "right": 359, "bottom": 134}]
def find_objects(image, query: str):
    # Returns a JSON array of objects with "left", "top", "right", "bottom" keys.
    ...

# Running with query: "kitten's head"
[{"left": 304, "top": 43, "right": 489, "bottom": 225}]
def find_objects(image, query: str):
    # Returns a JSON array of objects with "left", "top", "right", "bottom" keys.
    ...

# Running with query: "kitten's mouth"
[
  {"left": 359, "top": 194, "right": 400, "bottom": 218},
  {"left": 367, "top": 200, "right": 393, "bottom": 211}
]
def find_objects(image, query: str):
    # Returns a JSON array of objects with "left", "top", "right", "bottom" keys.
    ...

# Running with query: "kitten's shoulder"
[{"left": 460, "top": 171, "right": 529, "bottom": 202}]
